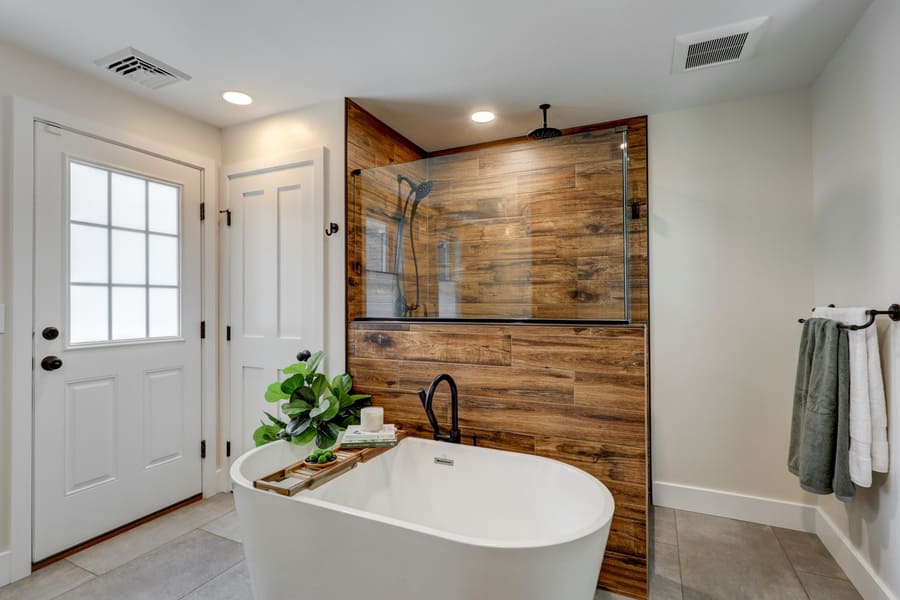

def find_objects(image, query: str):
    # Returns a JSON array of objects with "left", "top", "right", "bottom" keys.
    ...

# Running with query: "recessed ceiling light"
[
  {"left": 471, "top": 111, "right": 495, "bottom": 123},
  {"left": 223, "top": 91, "right": 253, "bottom": 106}
]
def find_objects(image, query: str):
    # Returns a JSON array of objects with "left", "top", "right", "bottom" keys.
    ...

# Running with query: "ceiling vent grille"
[
  {"left": 94, "top": 47, "right": 191, "bottom": 90},
  {"left": 673, "top": 17, "right": 770, "bottom": 73}
]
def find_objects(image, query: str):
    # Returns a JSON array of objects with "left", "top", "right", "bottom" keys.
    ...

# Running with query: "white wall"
[
  {"left": 0, "top": 39, "right": 221, "bottom": 576},
  {"left": 221, "top": 101, "right": 346, "bottom": 373},
  {"left": 813, "top": 0, "right": 900, "bottom": 595},
  {"left": 649, "top": 91, "right": 816, "bottom": 505}
]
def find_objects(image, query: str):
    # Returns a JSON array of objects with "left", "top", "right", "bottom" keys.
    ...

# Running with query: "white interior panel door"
[
  {"left": 227, "top": 152, "right": 324, "bottom": 457},
  {"left": 33, "top": 123, "right": 203, "bottom": 561}
]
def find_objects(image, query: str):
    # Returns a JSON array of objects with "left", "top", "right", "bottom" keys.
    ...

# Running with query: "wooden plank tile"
[
  {"left": 534, "top": 437, "right": 646, "bottom": 486},
  {"left": 608, "top": 516, "right": 648, "bottom": 558},
  {"left": 350, "top": 329, "right": 512, "bottom": 366},
  {"left": 397, "top": 360, "right": 575, "bottom": 405},
  {"left": 457, "top": 396, "right": 645, "bottom": 448},
  {"left": 599, "top": 552, "right": 648, "bottom": 599}
]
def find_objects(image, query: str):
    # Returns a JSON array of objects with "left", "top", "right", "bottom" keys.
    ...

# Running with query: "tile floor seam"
[
  {"left": 671, "top": 509, "right": 685, "bottom": 599},
  {"left": 771, "top": 524, "right": 812, "bottom": 600},
  {"left": 173, "top": 553, "right": 244, "bottom": 600}
]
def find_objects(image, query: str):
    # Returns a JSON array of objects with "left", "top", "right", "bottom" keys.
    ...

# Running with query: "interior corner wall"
[
  {"left": 812, "top": 0, "right": 900, "bottom": 596},
  {"left": 648, "top": 90, "right": 816, "bottom": 506},
  {"left": 0, "top": 39, "right": 222, "bottom": 578},
  {"left": 221, "top": 100, "right": 346, "bottom": 373}
]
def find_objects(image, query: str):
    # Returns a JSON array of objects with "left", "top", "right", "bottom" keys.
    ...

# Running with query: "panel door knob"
[
  {"left": 41, "top": 355, "right": 63, "bottom": 371},
  {"left": 42, "top": 326, "right": 60, "bottom": 340},
  {"left": 296, "top": 350, "right": 311, "bottom": 362}
]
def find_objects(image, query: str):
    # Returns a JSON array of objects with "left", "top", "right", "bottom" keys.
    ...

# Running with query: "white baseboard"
[
  {"left": 815, "top": 508, "right": 896, "bottom": 600},
  {"left": 652, "top": 482, "right": 897, "bottom": 600},
  {"left": 653, "top": 481, "right": 818, "bottom": 532},
  {"left": 0, "top": 550, "right": 10, "bottom": 587}
]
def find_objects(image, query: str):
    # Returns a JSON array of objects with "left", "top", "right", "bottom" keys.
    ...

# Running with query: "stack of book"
[{"left": 340, "top": 424, "right": 398, "bottom": 449}]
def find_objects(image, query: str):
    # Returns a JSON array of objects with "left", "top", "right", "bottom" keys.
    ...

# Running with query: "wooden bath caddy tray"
[{"left": 254, "top": 431, "right": 408, "bottom": 497}]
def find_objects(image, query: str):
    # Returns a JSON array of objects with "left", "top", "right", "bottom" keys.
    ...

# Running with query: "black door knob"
[
  {"left": 296, "top": 350, "right": 311, "bottom": 362},
  {"left": 42, "top": 326, "right": 60, "bottom": 340},
  {"left": 41, "top": 356, "right": 63, "bottom": 371}
]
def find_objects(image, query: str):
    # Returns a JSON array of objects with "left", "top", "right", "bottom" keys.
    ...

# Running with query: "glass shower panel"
[{"left": 353, "top": 127, "right": 629, "bottom": 322}]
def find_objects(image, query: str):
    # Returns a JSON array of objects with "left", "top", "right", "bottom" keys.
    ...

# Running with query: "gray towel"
[{"left": 788, "top": 318, "right": 855, "bottom": 501}]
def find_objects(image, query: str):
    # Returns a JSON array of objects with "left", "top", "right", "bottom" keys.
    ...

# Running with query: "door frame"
[
  {"left": 221, "top": 148, "right": 326, "bottom": 466},
  {"left": 6, "top": 96, "right": 223, "bottom": 583}
]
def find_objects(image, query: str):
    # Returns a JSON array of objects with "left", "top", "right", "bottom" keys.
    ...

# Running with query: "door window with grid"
[{"left": 68, "top": 161, "right": 181, "bottom": 344}]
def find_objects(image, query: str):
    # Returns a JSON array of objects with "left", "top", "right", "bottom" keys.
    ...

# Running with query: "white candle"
[{"left": 360, "top": 406, "right": 384, "bottom": 433}]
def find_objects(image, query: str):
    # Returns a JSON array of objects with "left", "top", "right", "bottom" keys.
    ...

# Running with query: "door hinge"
[
  {"left": 200, "top": 321, "right": 206, "bottom": 339},
  {"left": 201, "top": 440, "right": 207, "bottom": 459},
  {"left": 226, "top": 441, "right": 232, "bottom": 458},
  {"left": 200, "top": 202, "right": 206, "bottom": 221},
  {"left": 226, "top": 325, "right": 231, "bottom": 341},
  {"left": 219, "top": 209, "right": 232, "bottom": 226}
]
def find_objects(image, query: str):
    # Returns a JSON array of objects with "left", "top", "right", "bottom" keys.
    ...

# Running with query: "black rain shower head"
[
  {"left": 527, "top": 103, "right": 562, "bottom": 140},
  {"left": 397, "top": 175, "right": 433, "bottom": 204}
]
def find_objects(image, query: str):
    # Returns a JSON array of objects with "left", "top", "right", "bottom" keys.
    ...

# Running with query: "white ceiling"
[{"left": 0, "top": 0, "right": 870, "bottom": 151}]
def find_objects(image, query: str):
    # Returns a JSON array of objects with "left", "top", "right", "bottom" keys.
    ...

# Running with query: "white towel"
[
  {"left": 812, "top": 307, "right": 873, "bottom": 486},
  {"left": 866, "top": 326, "right": 890, "bottom": 472}
]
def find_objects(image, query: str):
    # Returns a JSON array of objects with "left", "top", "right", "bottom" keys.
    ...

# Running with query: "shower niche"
[{"left": 350, "top": 126, "right": 632, "bottom": 322}]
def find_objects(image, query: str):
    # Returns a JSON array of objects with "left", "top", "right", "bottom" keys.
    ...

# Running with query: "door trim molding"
[
  {"left": 221, "top": 147, "right": 326, "bottom": 462},
  {"left": 5, "top": 96, "right": 222, "bottom": 584}
]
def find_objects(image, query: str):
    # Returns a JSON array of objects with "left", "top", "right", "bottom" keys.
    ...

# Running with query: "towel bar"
[{"left": 798, "top": 304, "right": 900, "bottom": 330}]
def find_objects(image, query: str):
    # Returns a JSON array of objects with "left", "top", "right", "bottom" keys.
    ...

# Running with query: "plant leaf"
[
  {"left": 315, "top": 425, "right": 337, "bottom": 449},
  {"left": 321, "top": 396, "right": 340, "bottom": 421},
  {"left": 294, "top": 387, "right": 317, "bottom": 405},
  {"left": 306, "top": 351, "right": 325, "bottom": 375},
  {"left": 331, "top": 373, "right": 352, "bottom": 395},
  {"left": 292, "top": 425, "right": 317, "bottom": 444},
  {"left": 348, "top": 393, "right": 371, "bottom": 402},
  {"left": 283, "top": 362, "right": 308, "bottom": 375},
  {"left": 285, "top": 417, "right": 311, "bottom": 438},
  {"left": 253, "top": 423, "right": 282, "bottom": 447},
  {"left": 310, "top": 373, "right": 328, "bottom": 399},
  {"left": 280, "top": 374, "right": 304, "bottom": 396},
  {"left": 265, "top": 382, "right": 290, "bottom": 403},
  {"left": 264, "top": 411, "right": 287, "bottom": 428},
  {"left": 309, "top": 397, "right": 330, "bottom": 419}
]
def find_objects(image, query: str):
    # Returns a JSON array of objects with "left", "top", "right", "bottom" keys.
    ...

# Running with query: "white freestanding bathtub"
[{"left": 231, "top": 437, "right": 614, "bottom": 600}]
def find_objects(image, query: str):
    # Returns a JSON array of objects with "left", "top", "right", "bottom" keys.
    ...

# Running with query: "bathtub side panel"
[{"left": 234, "top": 484, "right": 610, "bottom": 600}]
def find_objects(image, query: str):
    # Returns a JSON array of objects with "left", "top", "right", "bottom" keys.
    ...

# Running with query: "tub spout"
[{"left": 417, "top": 374, "right": 461, "bottom": 444}]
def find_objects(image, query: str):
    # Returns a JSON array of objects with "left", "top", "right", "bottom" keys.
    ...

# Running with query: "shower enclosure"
[{"left": 349, "top": 126, "right": 631, "bottom": 322}]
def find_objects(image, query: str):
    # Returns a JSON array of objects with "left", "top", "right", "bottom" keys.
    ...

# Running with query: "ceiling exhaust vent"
[
  {"left": 94, "top": 47, "right": 191, "bottom": 90},
  {"left": 672, "top": 17, "right": 770, "bottom": 73}
]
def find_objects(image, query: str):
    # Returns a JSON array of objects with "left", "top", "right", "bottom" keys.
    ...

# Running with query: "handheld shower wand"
[{"left": 392, "top": 175, "right": 433, "bottom": 317}]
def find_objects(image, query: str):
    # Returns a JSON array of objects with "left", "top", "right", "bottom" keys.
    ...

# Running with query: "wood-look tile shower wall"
[{"left": 345, "top": 99, "right": 650, "bottom": 599}]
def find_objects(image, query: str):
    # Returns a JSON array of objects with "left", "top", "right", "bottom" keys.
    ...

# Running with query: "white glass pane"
[
  {"left": 111, "top": 230, "right": 146, "bottom": 284},
  {"left": 70, "top": 224, "right": 108, "bottom": 284},
  {"left": 70, "top": 163, "right": 108, "bottom": 225},
  {"left": 112, "top": 287, "right": 146, "bottom": 340},
  {"left": 148, "top": 182, "right": 179, "bottom": 234},
  {"left": 70, "top": 285, "right": 109, "bottom": 343},
  {"left": 149, "top": 288, "right": 179, "bottom": 337},
  {"left": 148, "top": 235, "right": 178, "bottom": 286},
  {"left": 111, "top": 173, "right": 146, "bottom": 230}
]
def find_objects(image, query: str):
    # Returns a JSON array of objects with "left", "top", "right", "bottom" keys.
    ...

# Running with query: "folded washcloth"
[
  {"left": 813, "top": 307, "right": 872, "bottom": 486},
  {"left": 789, "top": 318, "right": 855, "bottom": 501}
]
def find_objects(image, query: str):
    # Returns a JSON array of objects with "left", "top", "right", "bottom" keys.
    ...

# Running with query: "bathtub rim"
[{"left": 231, "top": 437, "right": 615, "bottom": 551}]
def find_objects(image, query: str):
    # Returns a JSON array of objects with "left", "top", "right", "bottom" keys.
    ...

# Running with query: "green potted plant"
[{"left": 253, "top": 351, "right": 371, "bottom": 449}]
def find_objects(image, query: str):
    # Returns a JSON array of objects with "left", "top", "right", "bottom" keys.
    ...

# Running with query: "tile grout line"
[
  {"left": 771, "top": 526, "right": 812, "bottom": 600},
  {"left": 672, "top": 509, "right": 686, "bottom": 600},
  {"left": 69, "top": 495, "right": 234, "bottom": 576},
  {"left": 173, "top": 550, "right": 244, "bottom": 600}
]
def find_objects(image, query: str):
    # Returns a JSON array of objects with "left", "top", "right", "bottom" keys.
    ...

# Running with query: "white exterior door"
[
  {"left": 227, "top": 151, "right": 325, "bottom": 457},
  {"left": 32, "top": 123, "right": 203, "bottom": 561}
]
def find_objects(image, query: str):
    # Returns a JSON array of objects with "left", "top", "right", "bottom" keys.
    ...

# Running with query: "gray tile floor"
[
  {"left": 644, "top": 507, "right": 862, "bottom": 600},
  {"left": 0, "top": 496, "right": 863, "bottom": 600}
]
